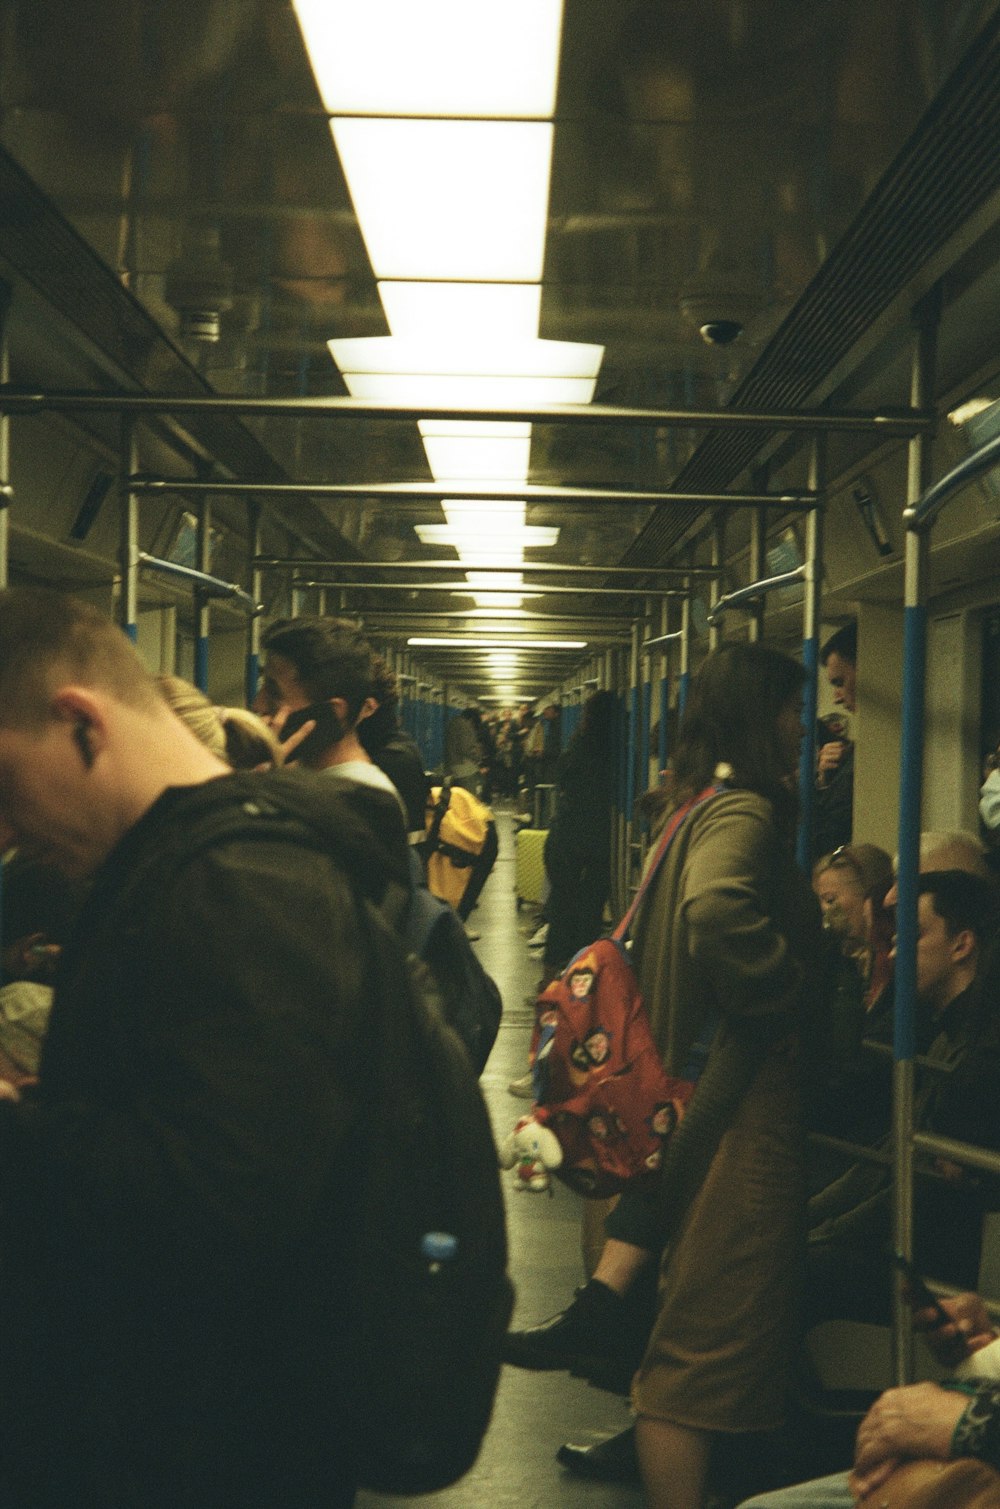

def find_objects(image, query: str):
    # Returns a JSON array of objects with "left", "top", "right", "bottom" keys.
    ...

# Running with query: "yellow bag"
[{"left": 425, "top": 784, "right": 492, "bottom": 909}]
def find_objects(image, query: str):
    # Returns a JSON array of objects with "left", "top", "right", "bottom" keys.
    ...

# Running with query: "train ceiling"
[{"left": 1, "top": 0, "right": 1000, "bottom": 698}]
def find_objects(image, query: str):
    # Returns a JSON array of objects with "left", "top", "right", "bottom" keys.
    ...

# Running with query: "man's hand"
[
  {"left": 912, "top": 1291, "right": 996, "bottom": 1369},
  {"left": 849, "top": 1382, "right": 968, "bottom": 1501},
  {"left": 817, "top": 739, "right": 848, "bottom": 787}
]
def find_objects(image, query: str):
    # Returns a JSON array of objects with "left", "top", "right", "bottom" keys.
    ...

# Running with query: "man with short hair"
[
  {"left": 260, "top": 615, "right": 406, "bottom": 814},
  {"left": 813, "top": 621, "right": 857, "bottom": 859},
  {"left": 807, "top": 867, "right": 1000, "bottom": 1323},
  {"left": 0, "top": 586, "right": 404, "bottom": 1507}
]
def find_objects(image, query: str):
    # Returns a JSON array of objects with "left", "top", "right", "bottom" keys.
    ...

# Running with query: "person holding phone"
[
  {"left": 257, "top": 616, "right": 407, "bottom": 825},
  {"left": 737, "top": 1286, "right": 1000, "bottom": 1507}
]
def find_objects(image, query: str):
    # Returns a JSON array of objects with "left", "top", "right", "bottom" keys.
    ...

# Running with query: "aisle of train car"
[{"left": 357, "top": 806, "right": 644, "bottom": 1509}]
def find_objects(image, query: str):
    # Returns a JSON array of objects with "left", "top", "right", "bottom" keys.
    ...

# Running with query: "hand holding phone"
[{"left": 892, "top": 1251, "right": 952, "bottom": 1328}]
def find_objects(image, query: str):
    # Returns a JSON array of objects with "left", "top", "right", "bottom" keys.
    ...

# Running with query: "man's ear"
[
  {"left": 952, "top": 927, "right": 977, "bottom": 966},
  {"left": 355, "top": 696, "right": 379, "bottom": 725},
  {"left": 50, "top": 687, "right": 108, "bottom": 767}
]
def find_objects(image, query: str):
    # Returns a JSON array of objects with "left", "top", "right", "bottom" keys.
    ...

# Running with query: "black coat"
[{"left": 0, "top": 771, "right": 402, "bottom": 1507}]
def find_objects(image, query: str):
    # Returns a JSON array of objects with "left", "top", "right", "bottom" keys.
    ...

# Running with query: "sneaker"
[
  {"left": 501, "top": 1280, "right": 626, "bottom": 1372},
  {"left": 507, "top": 1071, "right": 535, "bottom": 1099},
  {"left": 527, "top": 921, "right": 549, "bottom": 948}
]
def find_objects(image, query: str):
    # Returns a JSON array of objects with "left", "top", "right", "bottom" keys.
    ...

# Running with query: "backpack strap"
[
  {"left": 613, "top": 783, "right": 723, "bottom": 944},
  {"left": 425, "top": 779, "right": 453, "bottom": 856}
]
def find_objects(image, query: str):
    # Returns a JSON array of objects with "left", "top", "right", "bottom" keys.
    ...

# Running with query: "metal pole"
[
  {"left": 679, "top": 571, "right": 692, "bottom": 720},
  {"left": 118, "top": 418, "right": 139, "bottom": 641},
  {"left": 247, "top": 502, "right": 263, "bottom": 708},
  {"left": 658, "top": 599, "right": 670, "bottom": 776},
  {"left": 194, "top": 499, "right": 211, "bottom": 692},
  {"left": 259, "top": 556, "right": 721, "bottom": 579},
  {"left": 748, "top": 467, "right": 769, "bottom": 643},
  {"left": 0, "top": 388, "right": 931, "bottom": 434},
  {"left": 708, "top": 519, "right": 726, "bottom": 652},
  {"left": 796, "top": 438, "right": 825, "bottom": 872},
  {"left": 892, "top": 293, "right": 939, "bottom": 1385},
  {"left": 130, "top": 476, "right": 822, "bottom": 510},
  {"left": 0, "top": 284, "right": 10, "bottom": 589}
]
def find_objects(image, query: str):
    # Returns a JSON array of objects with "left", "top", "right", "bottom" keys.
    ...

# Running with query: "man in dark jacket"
[{"left": 0, "top": 587, "right": 402, "bottom": 1508}]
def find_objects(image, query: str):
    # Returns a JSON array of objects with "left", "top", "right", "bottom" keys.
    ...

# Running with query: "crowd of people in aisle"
[{"left": 7, "top": 589, "right": 1000, "bottom": 1508}]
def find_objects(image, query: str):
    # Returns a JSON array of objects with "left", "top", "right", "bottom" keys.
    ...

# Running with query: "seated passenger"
[
  {"left": 807, "top": 869, "right": 1000, "bottom": 1326},
  {"left": 809, "top": 844, "right": 895, "bottom": 1155},
  {"left": 738, "top": 1290, "right": 1000, "bottom": 1507}
]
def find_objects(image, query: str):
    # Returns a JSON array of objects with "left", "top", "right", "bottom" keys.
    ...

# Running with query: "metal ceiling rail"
[
  {"left": 129, "top": 477, "right": 820, "bottom": 510},
  {"left": 293, "top": 578, "right": 685, "bottom": 599},
  {"left": 706, "top": 565, "right": 807, "bottom": 625},
  {"left": 641, "top": 630, "right": 683, "bottom": 653},
  {"left": 260, "top": 557, "right": 721, "bottom": 578},
  {"left": 137, "top": 552, "right": 260, "bottom": 612},
  {"left": 0, "top": 388, "right": 931, "bottom": 435}
]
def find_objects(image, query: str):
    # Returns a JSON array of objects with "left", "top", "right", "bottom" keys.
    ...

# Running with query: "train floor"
[
  {"left": 357, "top": 804, "right": 646, "bottom": 1509},
  {"left": 356, "top": 805, "right": 872, "bottom": 1509}
]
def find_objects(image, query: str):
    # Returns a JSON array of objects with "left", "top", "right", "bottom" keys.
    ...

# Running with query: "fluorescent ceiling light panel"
[
  {"left": 329, "top": 335, "right": 604, "bottom": 380},
  {"left": 465, "top": 573, "right": 525, "bottom": 589},
  {"left": 408, "top": 637, "right": 586, "bottom": 649},
  {"left": 419, "top": 418, "right": 533, "bottom": 440},
  {"left": 293, "top": 0, "right": 564, "bottom": 118},
  {"left": 422, "top": 436, "right": 531, "bottom": 481},
  {"left": 342, "top": 372, "right": 595, "bottom": 407},
  {"left": 381, "top": 284, "right": 541, "bottom": 344},
  {"left": 331, "top": 119, "right": 553, "bottom": 281},
  {"left": 464, "top": 598, "right": 530, "bottom": 610}
]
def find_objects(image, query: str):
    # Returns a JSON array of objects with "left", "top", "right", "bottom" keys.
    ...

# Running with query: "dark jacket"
[{"left": 0, "top": 770, "right": 402, "bottom": 1508}]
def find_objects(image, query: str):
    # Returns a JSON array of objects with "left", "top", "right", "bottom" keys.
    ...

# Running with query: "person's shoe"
[
  {"left": 507, "top": 1071, "right": 535, "bottom": 1098},
  {"left": 527, "top": 921, "right": 549, "bottom": 948},
  {"left": 556, "top": 1426, "right": 639, "bottom": 1485},
  {"left": 501, "top": 1280, "right": 625, "bottom": 1372}
]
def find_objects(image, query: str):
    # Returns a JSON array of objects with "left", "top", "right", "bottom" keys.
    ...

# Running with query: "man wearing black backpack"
[{"left": 0, "top": 587, "right": 509, "bottom": 1507}]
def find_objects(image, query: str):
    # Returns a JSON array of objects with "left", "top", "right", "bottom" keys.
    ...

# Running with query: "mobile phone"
[
  {"left": 279, "top": 700, "right": 345, "bottom": 765},
  {"left": 892, "top": 1250, "right": 952, "bottom": 1327}
]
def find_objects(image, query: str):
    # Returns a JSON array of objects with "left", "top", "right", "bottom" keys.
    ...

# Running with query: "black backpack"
[
  {"left": 108, "top": 773, "right": 514, "bottom": 1495},
  {"left": 399, "top": 848, "right": 502, "bottom": 1074}
]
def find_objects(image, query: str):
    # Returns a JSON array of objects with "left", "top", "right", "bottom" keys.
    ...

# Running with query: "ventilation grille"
[{"left": 623, "top": 6, "right": 1000, "bottom": 566}]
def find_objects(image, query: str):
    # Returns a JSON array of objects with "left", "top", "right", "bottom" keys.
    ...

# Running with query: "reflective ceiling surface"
[{"left": 1, "top": 0, "right": 999, "bottom": 692}]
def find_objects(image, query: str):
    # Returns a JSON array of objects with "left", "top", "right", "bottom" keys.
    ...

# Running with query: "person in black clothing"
[
  {"left": 806, "top": 869, "right": 1000, "bottom": 1328},
  {"left": 542, "top": 691, "right": 616, "bottom": 978},
  {"left": 813, "top": 623, "right": 857, "bottom": 861},
  {"left": 0, "top": 586, "right": 402, "bottom": 1509},
  {"left": 357, "top": 656, "right": 431, "bottom": 843}
]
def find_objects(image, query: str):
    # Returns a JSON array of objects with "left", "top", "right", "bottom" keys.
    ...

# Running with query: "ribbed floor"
[{"left": 356, "top": 807, "right": 645, "bottom": 1508}]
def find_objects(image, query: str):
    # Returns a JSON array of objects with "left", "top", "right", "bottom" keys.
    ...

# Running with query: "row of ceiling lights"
[{"left": 292, "top": 0, "right": 603, "bottom": 697}]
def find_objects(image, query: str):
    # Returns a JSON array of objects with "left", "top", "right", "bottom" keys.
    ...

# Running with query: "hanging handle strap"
[{"left": 613, "top": 784, "right": 723, "bottom": 944}]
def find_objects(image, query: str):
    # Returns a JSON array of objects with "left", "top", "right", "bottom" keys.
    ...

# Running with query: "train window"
[
  {"left": 167, "top": 511, "right": 224, "bottom": 572},
  {"left": 950, "top": 395, "right": 1000, "bottom": 501}
]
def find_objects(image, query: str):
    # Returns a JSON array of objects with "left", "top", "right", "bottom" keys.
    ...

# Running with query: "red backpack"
[{"left": 528, "top": 786, "right": 720, "bottom": 1198}]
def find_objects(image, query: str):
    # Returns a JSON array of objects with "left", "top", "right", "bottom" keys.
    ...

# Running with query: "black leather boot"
[
  {"left": 556, "top": 1426, "right": 639, "bottom": 1483},
  {"left": 500, "top": 1279, "right": 625, "bottom": 1372}
]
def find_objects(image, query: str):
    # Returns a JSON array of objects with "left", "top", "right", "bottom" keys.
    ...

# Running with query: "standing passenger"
[
  {"left": 541, "top": 690, "right": 615, "bottom": 980},
  {"left": 0, "top": 586, "right": 409, "bottom": 1507},
  {"left": 505, "top": 643, "right": 822, "bottom": 1509},
  {"left": 813, "top": 622, "right": 857, "bottom": 859}
]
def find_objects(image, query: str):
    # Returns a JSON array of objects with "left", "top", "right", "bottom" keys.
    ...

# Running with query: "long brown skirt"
[{"left": 631, "top": 1047, "right": 805, "bottom": 1434}]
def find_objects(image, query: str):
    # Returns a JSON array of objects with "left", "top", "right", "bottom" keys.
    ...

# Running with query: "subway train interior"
[{"left": 4, "top": 1, "right": 1000, "bottom": 1504}]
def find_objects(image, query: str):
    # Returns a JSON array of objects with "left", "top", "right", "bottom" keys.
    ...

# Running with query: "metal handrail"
[{"left": 137, "top": 552, "right": 260, "bottom": 612}]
